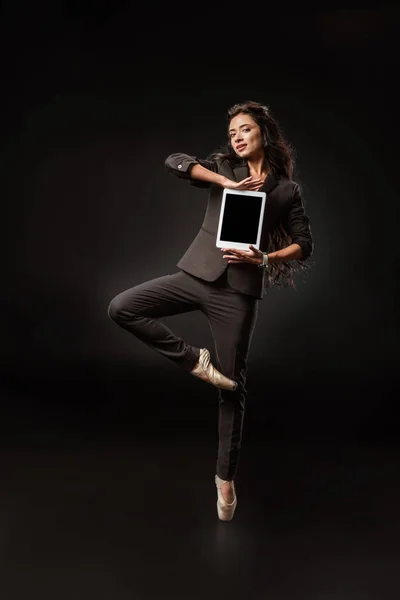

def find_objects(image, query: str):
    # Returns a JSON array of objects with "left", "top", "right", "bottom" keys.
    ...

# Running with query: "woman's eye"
[{"left": 230, "top": 128, "right": 249, "bottom": 138}]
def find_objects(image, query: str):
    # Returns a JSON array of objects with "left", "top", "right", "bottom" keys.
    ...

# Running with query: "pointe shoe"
[
  {"left": 215, "top": 475, "right": 237, "bottom": 521},
  {"left": 190, "top": 348, "right": 237, "bottom": 391}
]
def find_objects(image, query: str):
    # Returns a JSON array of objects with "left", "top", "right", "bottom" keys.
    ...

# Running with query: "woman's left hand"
[{"left": 221, "top": 244, "right": 263, "bottom": 265}]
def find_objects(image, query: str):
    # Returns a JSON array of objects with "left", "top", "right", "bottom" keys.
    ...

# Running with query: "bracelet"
[{"left": 257, "top": 252, "right": 269, "bottom": 268}]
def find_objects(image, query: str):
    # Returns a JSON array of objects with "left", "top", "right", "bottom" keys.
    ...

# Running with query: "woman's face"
[{"left": 228, "top": 113, "right": 264, "bottom": 159}]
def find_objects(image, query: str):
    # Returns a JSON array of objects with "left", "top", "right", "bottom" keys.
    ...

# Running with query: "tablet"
[{"left": 216, "top": 188, "right": 266, "bottom": 250}]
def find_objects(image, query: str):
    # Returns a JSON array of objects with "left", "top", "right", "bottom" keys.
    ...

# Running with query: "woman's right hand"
[{"left": 222, "top": 176, "right": 264, "bottom": 191}]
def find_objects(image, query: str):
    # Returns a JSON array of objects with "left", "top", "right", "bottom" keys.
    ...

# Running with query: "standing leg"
[
  {"left": 107, "top": 271, "right": 201, "bottom": 371},
  {"left": 205, "top": 285, "right": 259, "bottom": 521},
  {"left": 205, "top": 287, "right": 259, "bottom": 482}
]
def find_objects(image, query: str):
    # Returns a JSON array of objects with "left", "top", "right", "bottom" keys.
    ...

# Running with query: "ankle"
[
  {"left": 220, "top": 482, "right": 235, "bottom": 502},
  {"left": 220, "top": 481, "right": 232, "bottom": 489}
]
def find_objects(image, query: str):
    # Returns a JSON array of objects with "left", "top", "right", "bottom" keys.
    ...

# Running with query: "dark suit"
[{"left": 108, "top": 153, "right": 313, "bottom": 481}]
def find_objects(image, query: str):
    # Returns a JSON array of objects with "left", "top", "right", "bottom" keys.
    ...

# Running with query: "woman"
[{"left": 108, "top": 100, "right": 313, "bottom": 521}]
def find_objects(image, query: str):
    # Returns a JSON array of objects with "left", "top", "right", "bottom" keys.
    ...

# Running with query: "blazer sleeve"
[
  {"left": 282, "top": 183, "right": 314, "bottom": 260},
  {"left": 164, "top": 153, "right": 219, "bottom": 188}
]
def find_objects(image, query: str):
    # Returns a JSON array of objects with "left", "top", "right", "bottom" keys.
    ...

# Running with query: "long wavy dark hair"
[{"left": 209, "top": 100, "right": 311, "bottom": 290}]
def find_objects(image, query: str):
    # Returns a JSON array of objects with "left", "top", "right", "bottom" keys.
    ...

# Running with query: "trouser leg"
[
  {"left": 206, "top": 286, "right": 259, "bottom": 481},
  {"left": 107, "top": 271, "right": 201, "bottom": 371}
]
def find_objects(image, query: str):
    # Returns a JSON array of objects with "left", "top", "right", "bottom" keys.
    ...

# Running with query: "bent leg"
[{"left": 108, "top": 271, "right": 201, "bottom": 371}]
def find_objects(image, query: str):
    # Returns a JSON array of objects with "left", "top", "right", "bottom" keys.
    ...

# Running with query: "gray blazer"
[{"left": 165, "top": 153, "right": 313, "bottom": 299}]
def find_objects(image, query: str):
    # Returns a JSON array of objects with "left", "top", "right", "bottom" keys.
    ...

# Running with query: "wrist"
[{"left": 257, "top": 252, "right": 269, "bottom": 268}]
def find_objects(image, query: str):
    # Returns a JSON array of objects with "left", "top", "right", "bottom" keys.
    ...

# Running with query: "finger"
[
  {"left": 228, "top": 258, "right": 257, "bottom": 264},
  {"left": 224, "top": 252, "right": 246, "bottom": 260},
  {"left": 222, "top": 248, "right": 241, "bottom": 255},
  {"left": 240, "top": 177, "right": 262, "bottom": 185},
  {"left": 245, "top": 179, "right": 262, "bottom": 185}
]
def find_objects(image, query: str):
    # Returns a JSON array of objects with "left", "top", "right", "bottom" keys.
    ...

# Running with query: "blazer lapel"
[
  {"left": 263, "top": 173, "right": 279, "bottom": 193},
  {"left": 232, "top": 162, "right": 249, "bottom": 183},
  {"left": 232, "top": 162, "right": 280, "bottom": 193}
]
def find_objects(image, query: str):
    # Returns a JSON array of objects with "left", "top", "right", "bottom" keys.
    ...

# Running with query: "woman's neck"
[{"left": 248, "top": 157, "right": 270, "bottom": 179}]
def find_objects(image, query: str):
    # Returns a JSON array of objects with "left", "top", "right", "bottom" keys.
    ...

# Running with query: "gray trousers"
[{"left": 107, "top": 268, "right": 259, "bottom": 481}]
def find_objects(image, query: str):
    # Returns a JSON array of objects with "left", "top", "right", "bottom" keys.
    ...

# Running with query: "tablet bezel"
[{"left": 216, "top": 188, "right": 267, "bottom": 250}]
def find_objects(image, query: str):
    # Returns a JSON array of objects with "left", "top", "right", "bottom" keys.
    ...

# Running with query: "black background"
[{"left": 1, "top": 4, "right": 399, "bottom": 443}]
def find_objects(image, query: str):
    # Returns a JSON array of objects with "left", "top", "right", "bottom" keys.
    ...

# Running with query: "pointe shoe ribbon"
[
  {"left": 190, "top": 348, "right": 237, "bottom": 391},
  {"left": 215, "top": 474, "right": 237, "bottom": 521}
]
